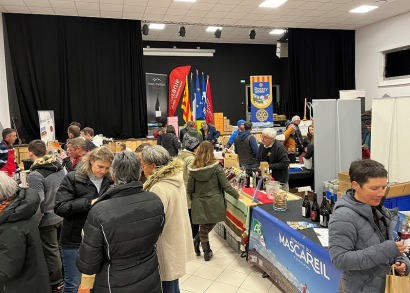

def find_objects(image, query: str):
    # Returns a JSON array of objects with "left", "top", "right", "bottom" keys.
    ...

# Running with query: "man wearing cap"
[
  {"left": 223, "top": 119, "right": 245, "bottom": 151},
  {"left": 182, "top": 121, "right": 203, "bottom": 149},
  {"left": 177, "top": 136, "right": 201, "bottom": 239}
]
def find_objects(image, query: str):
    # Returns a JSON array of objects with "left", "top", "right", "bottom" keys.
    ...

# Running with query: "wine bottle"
[
  {"left": 287, "top": 148, "right": 292, "bottom": 163},
  {"left": 296, "top": 149, "right": 300, "bottom": 163},
  {"left": 302, "top": 190, "right": 311, "bottom": 218},
  {"left": 245, "top": 173, "right": 250, "bottom": 188},
  {"left": 311, "top": 192, "right": 319, "bottom": 222},
  {"left": 155, "top": 92, "right": 161, "bottom": 117},
  {"left": 320, "top": 201, "right": 330, "bottom": 228},
  {"left": 329, "top": 194, "right": 335, "bottom": 216}
]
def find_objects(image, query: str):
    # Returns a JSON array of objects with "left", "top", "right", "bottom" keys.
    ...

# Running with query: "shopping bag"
[
  {"left": 224, "top": 153, "right": 239, "bottom": 168},
  {"left": 80, "top": 274, "right": 96, "bottom": 289},
  {"left": 385, "top": 264, "right": 410, "bottom": 293}
]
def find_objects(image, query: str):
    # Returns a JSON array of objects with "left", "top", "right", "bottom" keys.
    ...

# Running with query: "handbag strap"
[{"left": 341, "top": 273, "right": 345, "bottom": 293}]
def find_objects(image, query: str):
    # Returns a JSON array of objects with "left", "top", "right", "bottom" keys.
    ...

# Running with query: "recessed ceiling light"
[
  {"left": 174, "top": 0, "right": 196, "bottom": 2},
  {"left": 149, "top": 23, "right": 165, "bottom": 30},
  {"left": 349, "top": 5, "right": 378, "bottom": 13},
  {"left": 259, "top": 0, "right": 288, "bottom": 8},
  {"left": 206, "top": 26, "right": 222, "bottom": 32},
  {"left": 270, "top": 29, "right": 286, "bottom": 35}
]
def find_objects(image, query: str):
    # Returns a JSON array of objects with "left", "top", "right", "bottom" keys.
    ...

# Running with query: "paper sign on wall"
[{"left": 37, "top": 110, "right": 55, "bottom": 142}]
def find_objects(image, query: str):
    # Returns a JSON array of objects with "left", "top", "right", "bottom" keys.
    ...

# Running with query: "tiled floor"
[{"left": 180, "top": 230, "right": 282, "bottom": 293}]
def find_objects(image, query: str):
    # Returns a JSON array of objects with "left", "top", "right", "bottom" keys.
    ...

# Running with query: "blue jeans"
[
  {"left": 61, "top": 248, "right": 82, "bottom": 293},
  {"left": 162, "top": 279, "right": 180, "bottom": 293}
]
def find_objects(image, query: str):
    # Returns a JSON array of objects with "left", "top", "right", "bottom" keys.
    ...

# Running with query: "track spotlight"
[
  {"left": 179, "top": 26, "right": 186, "bottom": 37},
  {"left": 249, "top": 29, "right": 256, "bottom": 40},
  {"left": 142, "top": 24, "right": 149, "bottom": 36},
  {"left": 214, "top": 29, "right": 222, "bottom": 39}
]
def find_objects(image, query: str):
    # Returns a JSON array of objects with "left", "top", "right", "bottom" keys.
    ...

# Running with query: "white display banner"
[{"left": 38, "top": 110, "right": 55, "bottom": 142}]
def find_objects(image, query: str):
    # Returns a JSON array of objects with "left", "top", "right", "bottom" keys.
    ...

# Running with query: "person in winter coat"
[
  {"left": 187, "top": 141, "right": 240, "bottom": 261},
  {"left": 77, "top": 151, "right": 165, "bottom": 293},
  {"left": 200, "top": 122, "right": 220, "bottom": 144},
  {"left": 177, "top": 136, "right": 201, "bottom": 239},
  {"left": 303, "top": 125, "right": 314, "bottom": 148},
  {"left": 361, "top": 110, "right": 371, "bottom": 140},
  {"left": 27, "top": 139, "right": 67, "bottom": 291},
  {"left": 142, "top": 145, "right": 194, "bottom": 293},
  {"left": 135, "top": 143, "right": 152, "bottom": 184},
  {"left": 54, "top": 146, "right": 114, "bottom": 293},
  {"left": 0, "top": 172, "right": 51, "bottom": 293},
  {"left": 182, "top": 121, "right": 203, "bottom": 149},
  {"left": 224, "top": 119, "right": 245, "bottom": 150},
  {"left": 234, "top": 122, "right": 259, "bottom": 172},
  {"left": 161, "top": 125, "right": 181, "bottom": 157},
  {"left": 329, "top": 159, "right": 410, "bottom": 293}
]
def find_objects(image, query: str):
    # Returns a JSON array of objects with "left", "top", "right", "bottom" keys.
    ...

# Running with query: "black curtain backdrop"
[
  {"left": 288, "top": 28, "right": 355, "bottom": 117},
  {"left": 4, "top": 13, "right": 147, "bottom": 142}
]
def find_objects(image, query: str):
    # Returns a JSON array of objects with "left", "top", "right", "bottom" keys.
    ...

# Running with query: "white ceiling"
[{"left": 1, "top": 0, "right": 409, "bottom": 44}]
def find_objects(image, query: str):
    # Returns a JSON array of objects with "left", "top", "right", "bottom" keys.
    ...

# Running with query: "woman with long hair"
[
  {"left": 54, "top": 146, "right": 114, "bottom": 293},
  {"left": 161, "top": 125, "right": 181, "bottom": 157},
  {"left": 187, "top": 141, "right": 239, "bottom": 261}
]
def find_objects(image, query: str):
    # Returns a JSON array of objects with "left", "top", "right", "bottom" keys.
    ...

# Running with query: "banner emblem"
[{"left": 250, "top": 76, "right": 273, "bottom": 127}]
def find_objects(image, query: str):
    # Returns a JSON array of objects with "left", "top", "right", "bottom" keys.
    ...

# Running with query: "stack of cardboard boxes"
[
  {"left": 213, "top": 113, "right": 224, "bottom": 134},
  {"left": 337, "top": 171, "right": 351, "bottom": 199},
  {"left": 224, "top": 117, "right": 233, "bottom": 134}
]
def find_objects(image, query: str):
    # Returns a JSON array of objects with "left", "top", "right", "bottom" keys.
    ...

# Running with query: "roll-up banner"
[
  {"left": 169, "top": 65, "right": 191, "bottom": 117},
  {"left": 250, "top": 76, "right": 274, "bottom": 128},
  {"left": 37, "top": 110, "right": 55, "bottom": 142},
  {"left": 146, "top": 73, "right": 168, "bottom": 126}
]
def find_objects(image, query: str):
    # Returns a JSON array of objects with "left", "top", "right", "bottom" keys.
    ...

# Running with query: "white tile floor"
[{"left": 180, "top": 230, "right": 282, "bottom": 293}]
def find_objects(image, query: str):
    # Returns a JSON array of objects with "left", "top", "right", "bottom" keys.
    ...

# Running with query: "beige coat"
[
  {"left": 177, "top": 149, "right": 195, "bottom": 209},
  {"left": 143, "top": 159, "right": 195, "bottom": 281}
]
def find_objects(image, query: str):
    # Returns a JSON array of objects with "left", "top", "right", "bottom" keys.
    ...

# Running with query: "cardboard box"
[
  {"left": 337, "top": 191, "right": 343, "bottom": 200},
  {"left": 386, "top": 181, "right": 410, "bottom": 198},
  {"left": 338, "top": 171, "right": 351, "bottom": 193},
  {"left": 213, "top": 113, "right": 223, "bottom": 119},
  {"left": 224, "top": 153, "right": 239, "bottom": 168}
]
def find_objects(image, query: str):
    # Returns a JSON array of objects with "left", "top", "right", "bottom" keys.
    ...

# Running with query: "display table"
[
  {"left": 288, "top": 167, "right": 314, "bottom": 189},
  {"left": 223, "top": 188, "right": 301, "bottom": 250},
  {"left": 248, "top": 201, "right": 341, "bottom": 293}
]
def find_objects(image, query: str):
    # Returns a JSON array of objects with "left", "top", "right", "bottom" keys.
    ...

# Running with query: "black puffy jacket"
[
  {"left": 76, "top": 181, "right": 165, "bottom": 293},
  {"left": 161, "top": 133, "right": 181, "bottom": 157},
  {"left": 0, "top": 188, "right": 51, "bottom": 293},
  {"left": 54, "top": 170, "right": 113, "bottom": 248}
]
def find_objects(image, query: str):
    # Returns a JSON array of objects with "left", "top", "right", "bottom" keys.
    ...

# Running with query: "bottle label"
[
  {"left": 155, "top": 111, "right": 161, "bottom": 117},
  {"left": 311, "top": 211, "right": 316, "bottom": 221},
  {"left": 302, "top": 207, "right": 306, "bottom": 217},
  {"left": 320, "top": 215, "right": 323, "bottom": 225}
]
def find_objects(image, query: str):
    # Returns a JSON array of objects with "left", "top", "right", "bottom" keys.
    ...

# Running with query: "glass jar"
[{"left": 273, "top": 185, "right": 287, "bottom": 211}]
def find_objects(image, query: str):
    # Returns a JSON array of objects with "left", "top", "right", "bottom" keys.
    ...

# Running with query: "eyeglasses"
[{"left": 261, "top": 136, "right": 273, "bottom": 140}]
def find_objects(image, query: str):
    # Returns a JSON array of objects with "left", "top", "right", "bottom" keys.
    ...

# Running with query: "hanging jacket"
[
  {"left": 161, "top": 133, "right": 181, "bottom": 157},
  {"left": 329, "top": 189, "right": 410, "bottom": 293},
  {"left": 76, "top": 181, "right": 165, "bottom": 293},
  {"left": 187, "top": 161, "right": 239, "bottom": 224},
  {"left": 54, "top": 170, "right": 113, "bottom": 248},
  {"left": 0, "top": 188, "right": 51, "bottom": 293}
]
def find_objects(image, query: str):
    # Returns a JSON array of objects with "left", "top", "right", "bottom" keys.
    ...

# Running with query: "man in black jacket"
[
  {"left": 76, "top": 151, "right": 165, "bottom": 293},
  {"left": 256, "top": 128, "right": 290, "bottom": 190}
]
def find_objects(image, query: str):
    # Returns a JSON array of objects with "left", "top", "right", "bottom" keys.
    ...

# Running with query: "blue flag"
[
  {"left": 190, "top": 72, "right": 196, "bottom": 121},
  {"left": 201, "top": 73, "right": 207, "bottom": 119},
  {"left": 195, "top": 71, "right": 203, "bottom": 120}
]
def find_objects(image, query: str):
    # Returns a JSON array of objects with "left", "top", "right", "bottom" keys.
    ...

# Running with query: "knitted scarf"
[{"left": 31, "top": 155, "right": 57, "bottom": 169}]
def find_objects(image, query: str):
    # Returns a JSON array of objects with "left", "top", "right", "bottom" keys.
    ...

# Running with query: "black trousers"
[{"left": 188, "top": 209, "right": 200, "bottom": 239}]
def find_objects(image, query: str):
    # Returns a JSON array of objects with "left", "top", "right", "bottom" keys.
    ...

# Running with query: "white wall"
[
  {"left": 0, "top": 13, "right": 10, "bottom": 129},
  {"left": 356, "top": 12, "right": 410, "bottom": 109}
]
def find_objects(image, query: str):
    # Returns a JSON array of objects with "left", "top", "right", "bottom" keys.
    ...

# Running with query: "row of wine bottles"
[{"left": 302, "top": 189, "right": 335, "bottom": 228}]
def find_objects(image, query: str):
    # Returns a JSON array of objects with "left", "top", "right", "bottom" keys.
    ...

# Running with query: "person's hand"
[
  {"left": 290, "top": 124, "right": 296, "bottom": 130},
  {"left": 395, "top": 261, "right": 407, "bottom": 275},
  {"left": 91, "top": 198, "right": 98, "bottom": 206},
  {"left": 60, "top": 152, "right": 67, "bottom": 159},
  {"left": 395, "top": 241, "right": 408, "bottom": 254}
]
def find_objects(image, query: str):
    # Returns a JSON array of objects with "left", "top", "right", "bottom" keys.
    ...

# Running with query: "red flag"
[
  {"left": 205, "top": 76, "right": 214, "bottom": 124},
  {"left": 169, "top": 65, "right": 191, "bottom": 117},
  {"left": 181, "top": 76, "right": 192, "bottom": 123}
]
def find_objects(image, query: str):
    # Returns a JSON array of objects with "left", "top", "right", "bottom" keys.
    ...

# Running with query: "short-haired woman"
[
  {"left": 54, "top": 146, "right": 114, "bottom": 293},
  {"left": 142, "top": 145, "right": 194, "bottom": 293},
  {"left": 187, "top": 141, "right": 240, "bottom": 261},
  {"left": 0, "top": 172, "right": 51, "bottom": 293},
  {"left": 76, "top": 151, "right": 165, "bottom": 293},
  {"left": 161, "top": 125, "right": 181, "bottom": 157},
  {"left": 329, "top": 159, "right": 410, "bottom": 293}
]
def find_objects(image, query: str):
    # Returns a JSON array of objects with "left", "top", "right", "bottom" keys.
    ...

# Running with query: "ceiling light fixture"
[
  {"left": 249, "top": 29, "right": 256, "bottom": 40},
  {"left": 270, "top": 29, "right": 286, "bottom": 35},
  {"left": 142, "top": 24, "right": 149, "bottom": 36},
  {"left": 206, "top": 26, "right": 222, "bottom": 32},
  {"left": 214, "top": 29, "right": 222, "bottom": 39},
  {"left": 259, "top": 0, "right": 288, "bottom": 8},
  {"left": 179, "top": 26, "right": 186, "bottom": 37},
  {"left": 349, "top": 5, "right": 378, "bottom": 13},
  {"left": 149, "top": 23, "right": 166, "bottom": 30}
]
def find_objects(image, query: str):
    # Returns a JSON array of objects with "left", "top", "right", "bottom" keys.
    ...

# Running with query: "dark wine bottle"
[
  {"left": 320, "top": 202, "right": 330, "bottom": 228},
  {"left": 302, "top": 190, "right": 311, "bottom": 218},
  {"left": 287, "top": 148, "right": 292, "bottom": 163},
  {"left": 311, "top": 192, "right": 319, "bottom": 222},
  {"left": 329, "top": 194, "right": 335, "bottom": 216},
  {"left": 155, "top": 92, "right": 161, "bottom": 117},
  {"left": 245, "top": 173, "right": 250, "bottom": 188}
]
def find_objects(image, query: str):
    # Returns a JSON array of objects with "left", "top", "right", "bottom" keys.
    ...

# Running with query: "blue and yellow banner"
[{"left": 250, "top": 76, "right": 273, "bottom": 127}]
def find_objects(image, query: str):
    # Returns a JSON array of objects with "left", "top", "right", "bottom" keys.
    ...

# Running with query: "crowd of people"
[{"left": 2, "top": 111, "right": 408, "bottom": 293}]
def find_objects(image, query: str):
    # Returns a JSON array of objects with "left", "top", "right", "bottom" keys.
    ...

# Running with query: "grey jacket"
[{"left": 329, "top": 189, "right": 410, "bottom": 293}]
